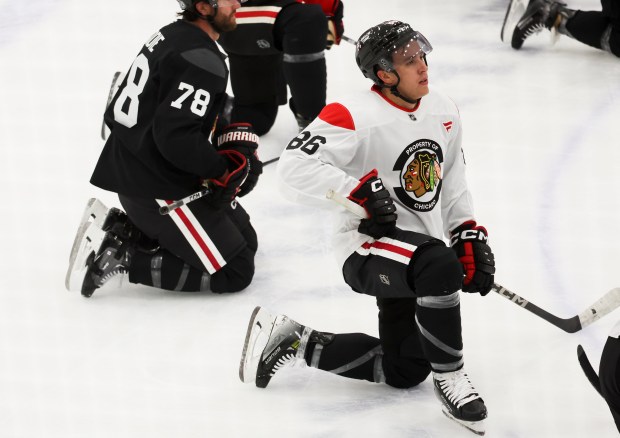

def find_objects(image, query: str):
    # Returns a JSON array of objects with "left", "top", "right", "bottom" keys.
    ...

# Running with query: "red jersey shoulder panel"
[{"left": 318, "top": 102, "right": 355, "bottom": 131}]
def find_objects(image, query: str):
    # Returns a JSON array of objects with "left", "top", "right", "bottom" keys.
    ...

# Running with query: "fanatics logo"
[
  {"left": 443, "top": 121, "right": 453, "bottom": 132},
  {"left": 379, "top": 274, "right": 391, "bottom": 286},
  {"left": 409, "top": 114, "right": 417, "bottom": 121}
]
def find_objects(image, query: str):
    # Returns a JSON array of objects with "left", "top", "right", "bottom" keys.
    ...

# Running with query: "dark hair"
[
  {"left": 177, "top": 9, "right": 201, "bottom": 21},
  {"left": 177, "top": 0, "right": 210, "bottom": 21}
]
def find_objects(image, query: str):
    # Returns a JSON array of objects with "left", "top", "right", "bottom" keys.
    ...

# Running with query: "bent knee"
[
  {"left": 384, "top": 359, "right": 431, "bottom": 389},
  {"left": 211, "top": 248, "right": 255, "bottom": 293},
  {"left": 409, "top": 243, "right": 463, "bottom": 296}
]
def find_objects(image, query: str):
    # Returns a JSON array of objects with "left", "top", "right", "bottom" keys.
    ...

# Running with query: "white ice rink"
[{"left": 1, "top": 0, "right": 619, "bottom": 436}]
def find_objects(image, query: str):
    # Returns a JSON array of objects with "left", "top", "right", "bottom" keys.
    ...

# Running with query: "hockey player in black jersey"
[
  {"left": 66, "top": 0, "right": 265, "bottom": 297},
  {"left": 502, "top": 0, "right": 620, "bottom": 57},
  {"left": 217, "top": 0, "right": 344, "bottom": 134}
]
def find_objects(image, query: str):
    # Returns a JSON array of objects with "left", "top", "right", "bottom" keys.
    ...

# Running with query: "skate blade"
[
  {"left": 65, "top": 221, "right": 106, "bottom": 291},
  {"left": 441, "top": 406, "right": 486, "bottom": 436},
  {"left": 239, "top": 306, "right": 274, "bottom": 384},
  {"left": 68, "top": 198, "right": 110, "bottom": 263},
  {"left": 501, "top": 0, "right": 528, "bottom": 42}
]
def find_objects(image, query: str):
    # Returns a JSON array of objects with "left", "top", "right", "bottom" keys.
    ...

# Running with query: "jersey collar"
[{"left": 371, "top": 85, "right": 421, "bottom": 113}]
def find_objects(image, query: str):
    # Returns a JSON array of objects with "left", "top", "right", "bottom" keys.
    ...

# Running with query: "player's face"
[
  {"left": 213, "top": 0, "right": 242, "bottom": 32},
  {"left": 391, "top": 41, "right": 429, "bottom": 101},
  {"left": 404, "top": 160, "right": 423, "bottom": 193}
]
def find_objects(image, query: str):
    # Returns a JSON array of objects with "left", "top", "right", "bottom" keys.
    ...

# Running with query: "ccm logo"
[
  {"left": 458, "top": 229, "right": 487, "bottom": 242},
  {"left": 371, "top": 179, "right": 384, "bottom": 192},
  {"left": 498, "top": 288, "right": 529, "bottom": 308}
]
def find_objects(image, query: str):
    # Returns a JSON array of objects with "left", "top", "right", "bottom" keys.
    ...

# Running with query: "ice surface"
[{"left": 0, "top": 0, "right": 619, "bottom": 436}]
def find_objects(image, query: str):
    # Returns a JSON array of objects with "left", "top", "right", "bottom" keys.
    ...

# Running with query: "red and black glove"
[
  {"left": 450, "top": 221, "right": 495, "bottom": 296},
  {"left": 207, "top": 150, "right": 248, "bottom": 209},
  {"left": 348, "top": 169, "right": 397, "bottom": 239},
  {"left": 216, "top": 123, "right": 262, "bottom": 197},
  {"left": 304, "top": 0, "right": 344, "bottom": 49}
]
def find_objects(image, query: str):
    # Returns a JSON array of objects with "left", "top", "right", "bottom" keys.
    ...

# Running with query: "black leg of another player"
[
  {"left": 276, "top": 3, "right": 327, "bottom": 124},
  {"left": 227, "top": 53, "right": 283, "bottom": 136},
  {"left": 119, "top": 195, "right": 256, "bottom": 293},
  {"left": 600, "top": 336, "right": 620, "bottom": 432}
]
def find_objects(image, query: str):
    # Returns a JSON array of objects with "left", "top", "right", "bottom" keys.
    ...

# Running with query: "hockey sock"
[
  {"left": 283, "top": 58, "right": 326, "bottom": 120},
  {"left": 129, "top": 249, "right": 212, "bottom": 291},
  {"left": 304, "top": 332, "right": 384, "bottom": 383},
  {"left": 278, "top": 3, "right": 327, "bottom": 120},
  {"left": 415, "top": 292, "right": 464, "bottom": 372},
  {"left": 230, "top": 102, "right": 278, "bottom": 137},
  {"left": 558, "top": 11, "right": 620, "bottom": 56}
]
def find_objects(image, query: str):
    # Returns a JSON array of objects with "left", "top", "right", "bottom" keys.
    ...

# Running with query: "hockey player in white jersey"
[{"left": 239, "top": 20, "right": 495, "bottom": 435}]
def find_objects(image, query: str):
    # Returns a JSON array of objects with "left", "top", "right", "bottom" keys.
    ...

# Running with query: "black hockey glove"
[
  {"left": 348, "top": 169, "right": 397, "bottom": 239},
  {"left": 217, "top": 123, "right": 262, "bottom": 197},
  {"left": 450, "top": 221, "right": 495, "bottom": 296},
  {"left": 304, "top": 0, "right": 344, "bottom": 48},
  {"left": 206, "top": 150, "right": 248, "bottom": 209}
]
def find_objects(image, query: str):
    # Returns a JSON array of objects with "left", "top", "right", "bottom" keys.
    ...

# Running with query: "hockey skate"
[
  {"left": 506, "top": 0, "right": 566, "bottom": 49},
  {"left": 239, "top": 306, "right": 312, "bottom": 388},
  {"left": 501, "top": 0, "right": 529, "bottom": 43},
  {"left": 433, "top": 369, "right": 487, "bottom": 435},
  {"left": 66, "top": 198, "right": 132, "bottom": 296},
  {"left": 79, "top": 232, "right": 133, "bottom": 297}
]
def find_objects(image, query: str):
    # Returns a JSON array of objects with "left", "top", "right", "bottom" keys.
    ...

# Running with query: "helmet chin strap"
[{"left": 388, "top": 71, "right": 420, "bottom": 105}]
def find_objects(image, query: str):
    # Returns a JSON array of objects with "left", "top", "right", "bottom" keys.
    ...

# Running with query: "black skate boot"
[
  {"left": 294, "top": 112, "right": 313, "bottom": 132},
  {"left": 289, "top": 99, "right": 314, "bottom": 132},
  {"left": 240, "top": 307, "right": 315, "bottom": 388},
  {"left": 433, "top": 369, "right": 487, "bottom": 435},
  {"left": 80, "top": 231, "right": 133, "bottom": 298},
  {"left": 509, "top": 0, "right": 567, "bottom": 49},
  {"left": 66, "top": 199, "right": 127, "bottom": 292},
  {"left": 66, "top": 199, "right": 138, "bottom": 297}
]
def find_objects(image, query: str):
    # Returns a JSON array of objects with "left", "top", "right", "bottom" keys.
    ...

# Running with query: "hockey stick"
[
  {"left": 159, "top": 187, "right": 212, "bottom": 215},
  {"left": 490, "top": 283, "right": 620, "bottom": 333},
  {"left": 341, "top": 35, "right": 357, "bottom": 45},
  {"left": 100, "top": 71, "right": 122, "bottom": 140},
  {"left": 263, "top": 156, "right": 280, "bottom": 166},
  {"left": 577, "top": 345, "right": 602, "bottom": 395},
  {"left": 326, "top": 188, "right": 620, "bottom": 333}
]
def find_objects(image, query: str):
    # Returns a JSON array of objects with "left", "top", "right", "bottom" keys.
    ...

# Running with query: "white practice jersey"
[{"left": 277, "top": 85, "right": 477, "bottom": 267}]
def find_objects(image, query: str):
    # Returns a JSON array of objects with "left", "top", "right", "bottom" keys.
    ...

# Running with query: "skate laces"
[
  {"left": 523, "top": 23, "right": 545, "bottom": 37},
  {"left": 518, "top": 1, "right": 551, "bottom": 37},
  {"left": 94, "top": 245, "right": 130, "bottom": 287},
  {"left": 98, "top": 266, "right": 128, "bottom": 286},
  {"left": 435, "top": 370, "right": 480, "bottom": 408},
  {"left": 263, "top": 316, "right": 303, "bottom": 375},
  {"left": 270, "top": 352, "right": 297, "bottom": 376}
]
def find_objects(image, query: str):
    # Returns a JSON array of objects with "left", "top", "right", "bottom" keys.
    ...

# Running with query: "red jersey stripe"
[
  {"left": 361, "top": 240, "right": 414, "bottom": 258},
  {"left": 236, "top": 11, "right": 279, "bottom": 19},
  {"left": 167, "top": 200, "right": 222, "bottom": 271}
]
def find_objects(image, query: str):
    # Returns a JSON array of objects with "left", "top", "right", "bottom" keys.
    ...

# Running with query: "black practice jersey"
[{"left": 91, "top": 20, "right": 229, "bottom": 200}]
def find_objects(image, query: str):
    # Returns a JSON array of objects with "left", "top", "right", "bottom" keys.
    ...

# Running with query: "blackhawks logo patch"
[{"left": 393, "top": 139, "right": 444, "bottom": 212}]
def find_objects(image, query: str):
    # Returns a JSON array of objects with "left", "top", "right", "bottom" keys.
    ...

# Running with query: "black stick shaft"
[
  {"left": 159, "top": 188, "right": 211, "bottom": 215},
  {"left": 491, "top": 283, "right": 581, "bottom": 333}
]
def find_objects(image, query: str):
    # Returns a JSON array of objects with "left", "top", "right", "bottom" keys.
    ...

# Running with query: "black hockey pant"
[
  {"left": 120, "top": 195, "right": 257, "bottom": 294},
  {"left": 303, "top": 228, "right": 466, "bottom": 389}
]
